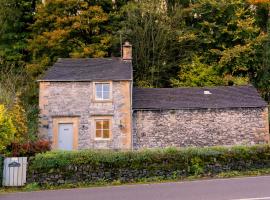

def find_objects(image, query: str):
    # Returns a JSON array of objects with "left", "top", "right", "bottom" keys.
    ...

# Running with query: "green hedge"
[{"left": 28, "top": 145, "right": 270, "bottom": 185}]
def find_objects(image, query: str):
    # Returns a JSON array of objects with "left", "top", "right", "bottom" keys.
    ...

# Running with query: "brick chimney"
[{"left": 122, "top": 41, "right": 132, "bottom": 61}]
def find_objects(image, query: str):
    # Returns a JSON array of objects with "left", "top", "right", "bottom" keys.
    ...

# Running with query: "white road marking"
[{"left": 232, "top": 197, "right": 270, "bottom": 200}]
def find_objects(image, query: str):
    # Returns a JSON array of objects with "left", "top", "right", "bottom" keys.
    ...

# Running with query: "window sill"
[
  {"left": 92, "top": 99, "right": 113, "bottom": 103},
  {"left": 94, "top": 138, "right": 112, "bottom": 141}
]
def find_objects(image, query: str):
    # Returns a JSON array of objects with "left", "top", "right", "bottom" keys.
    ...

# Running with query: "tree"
[
  {"left": 0, "top": 66, "right": 27, "bottom": 108},
  {"left": 0, "top": 0, "right": 36, "bottom": 71},
  {"left": 248, "top": 0, "right": 270, "bottom": 102},
  {"left": 27, "top": 0, "right": 114, "bottom": 78},
  {"left": 171, "top": 56, "right": 223, "bottom": 87},
  {"left": 173, "top": 0, "right": 267, "bottom": 87},
  {"left": 121, "top": 0, "right": 180, "bottom": 87}
]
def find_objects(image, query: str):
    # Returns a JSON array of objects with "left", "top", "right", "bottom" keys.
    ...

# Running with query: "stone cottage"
[{"left": 38, "top": 42, "right": 269, "bottom": 150}]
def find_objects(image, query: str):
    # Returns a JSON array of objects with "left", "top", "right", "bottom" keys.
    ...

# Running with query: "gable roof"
[
  {"left": 133, "top": 85, "right": 267, "bottom": 110},
  {"left": 39, "top": 58, "right": 132, "bottom": 81}
]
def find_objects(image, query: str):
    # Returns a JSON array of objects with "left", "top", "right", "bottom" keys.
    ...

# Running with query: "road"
[{"left": 2, "top": 176, "right": 270, "bottom": 200}]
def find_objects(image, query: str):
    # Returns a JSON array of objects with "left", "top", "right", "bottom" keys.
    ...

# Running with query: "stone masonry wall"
[
  {"left": 133, "top": 108, "right": 269, "bottom": 149},
  {"left": 39, "top": 81, "right": 132, "bottom": 150}
]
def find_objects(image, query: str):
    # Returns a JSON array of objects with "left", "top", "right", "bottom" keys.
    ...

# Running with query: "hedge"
[{"left": 27, "top": 145, "right": 270, "bottom": 185}]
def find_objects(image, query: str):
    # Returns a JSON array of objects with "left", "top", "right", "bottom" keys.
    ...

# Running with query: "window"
[
  {"left": 95, "top": 119, "right": 111, "bottom": 139},
  {"left": 95, "top": 83, "right": 111, "bottom": 101}
]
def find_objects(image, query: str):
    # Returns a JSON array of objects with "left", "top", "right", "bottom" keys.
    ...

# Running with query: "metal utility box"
[{"left": 2, "top": 157, "right": 27, "bottom": 186}]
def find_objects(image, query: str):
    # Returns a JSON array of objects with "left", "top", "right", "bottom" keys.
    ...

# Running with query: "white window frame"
[{"left": 93, "top": 82, "right": 112, "bottom": 101}]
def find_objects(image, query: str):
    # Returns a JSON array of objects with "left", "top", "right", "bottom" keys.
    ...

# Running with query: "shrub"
[
  {"left": 9, "top": 140, "right": 51, "bottom": 157},
  {"left": 9, "top": 97, "right": 28, "bottom": 143},
  {"left": 28, "top": 145, "right": 270, "bottom": 185},
  {"left": 0, "top": 104, "right": 16, "bottom": 153}
]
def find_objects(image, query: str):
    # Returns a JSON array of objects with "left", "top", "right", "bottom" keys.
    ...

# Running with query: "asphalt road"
[{"left": 2, "top": 176, "right": 270, "bottom": 200}]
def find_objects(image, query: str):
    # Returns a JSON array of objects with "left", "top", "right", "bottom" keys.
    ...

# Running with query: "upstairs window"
[
  {"left": 94, "top": 82, "right": 111, "bottom": 101},
  {"left": 95, "top": 119, "right": 111, "bottom": 139}
]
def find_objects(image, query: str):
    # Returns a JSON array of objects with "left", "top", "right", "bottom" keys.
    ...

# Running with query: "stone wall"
[
  {"left": 39, "top": 81, "right": 132, "bottom": 150},
  {"left": 133, "top": 107, "right": 269, "bottom": 149}
]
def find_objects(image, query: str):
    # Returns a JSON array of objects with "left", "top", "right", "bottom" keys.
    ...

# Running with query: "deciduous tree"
[
  {"left": 172, "top": 0, "right": 267, "bottom": 88},
  {"left": 27, "top": 0, "right": 114, "bottom": 78},
  {"left": 121, "top": 0, "right": 180, "bottom": 87}
]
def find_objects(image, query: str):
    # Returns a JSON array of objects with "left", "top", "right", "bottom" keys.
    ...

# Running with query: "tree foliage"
[
  {"left": 249, "top": 0, "right": 270, "bottom": 101},
  {"left": 27, "top": 0, "right": 121, "bottom": 78},
  {"left": 0, "top": 0, "right": 36, "bottom": 69},
  {"left": 0, "top": 105, "right": 16, "bottom": 152},
  {"left": 9, "top": 97, "right": 28, "bottom": 143},
  {"left": 172, "top": 0, "right": 267, "bottom": 87},
  {"left": 171, "top": 56, "right": 223, "bottom": 87},
  {"left": 121, "top": 0, "right": 181, "bottom": 87},
  {"left": 120, "top": 0, "right": 270, "bottom": 92}
]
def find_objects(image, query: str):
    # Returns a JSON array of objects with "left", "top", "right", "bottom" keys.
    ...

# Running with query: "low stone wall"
[
  {"left": 27, "top": 167, "right": 181, "bottom": 185},
  {"left": 133, "top": 107, "right": 269, "bottom": 149}
]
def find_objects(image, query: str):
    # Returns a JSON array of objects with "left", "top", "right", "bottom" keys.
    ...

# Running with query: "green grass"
[{"left": 2, "top": 168, "right": 270, "bottom": 194}]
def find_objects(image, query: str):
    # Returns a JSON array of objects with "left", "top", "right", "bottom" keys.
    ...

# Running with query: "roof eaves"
[
  {"left": 37, "top": 79, "right": 132, "bottom": 82},
  {"left": 132, "top": 105, "right": 267, "bottom": 110}
]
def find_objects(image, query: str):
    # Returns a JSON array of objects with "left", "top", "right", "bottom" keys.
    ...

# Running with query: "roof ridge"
[{"left": 133, "top": 85, "right": 253, "bottom": 90}]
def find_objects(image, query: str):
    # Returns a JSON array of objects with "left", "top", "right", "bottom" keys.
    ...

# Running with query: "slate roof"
[
  {"left": 39, "top": 58, "right": 132, "bottom": 81},
  {"left": 133, "top": 85, "right": 267, "bottom": 109}
]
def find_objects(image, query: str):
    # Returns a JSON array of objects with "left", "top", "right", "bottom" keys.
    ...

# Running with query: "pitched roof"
[
  {"left": 39, "top": 58, "right": 132, "bottom": 81},
  {"left": 133, "top": 85, "right": 267, "bottom": 110}
]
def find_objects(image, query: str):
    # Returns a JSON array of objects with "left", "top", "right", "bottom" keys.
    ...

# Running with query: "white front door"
[{"left": 58, "top": 123, "right": 74, "bottom": 150}]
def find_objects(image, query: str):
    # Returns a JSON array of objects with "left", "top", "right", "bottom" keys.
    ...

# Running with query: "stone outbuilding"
[
  {"left": 38, "top": 43, "right": 269, "bottom": 150},
  {"left": 132, "top": 87, "right": 269, "bottom": 149}
]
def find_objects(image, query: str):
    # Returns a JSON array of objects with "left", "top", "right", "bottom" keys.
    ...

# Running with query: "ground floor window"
[{"left": 95, "top": 119, "right": 111, "bottom": 139}]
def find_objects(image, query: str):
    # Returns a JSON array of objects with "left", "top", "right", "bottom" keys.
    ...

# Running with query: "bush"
[
  {"left": 0, "top": 104, "right": 16, "bottom": 153},
  {"left": 27, "top": 145, "right": 270, "bottom": 185},
  {"left": 9, "top": 97, "right": 28, "bottom": 143},
  {"left": 8, "top": 140, "right": 51, "bottom": 157}
]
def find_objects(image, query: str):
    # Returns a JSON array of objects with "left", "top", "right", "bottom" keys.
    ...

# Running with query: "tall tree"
[
  {"left": 0, "top": 0, "right": 36, "bottom": 71},
  {"left": 121, "top": 0, "right": 181, "bottom": 87},
  {"left": 0, "top": 0, "right": 34, "bottom": 138},
  {"left": 248, "top": 0, "right": 270, "bottom": 102},
  {"left": 27, "top": 0, "right": 122, "bottom": 78},
  {"left": 172, "top": 0, "right": 267, "bottom": 88}
]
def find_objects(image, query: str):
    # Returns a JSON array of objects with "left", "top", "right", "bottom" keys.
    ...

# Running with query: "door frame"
[{"left": 52, "top": 117, "right": 79, "bottom": 150}]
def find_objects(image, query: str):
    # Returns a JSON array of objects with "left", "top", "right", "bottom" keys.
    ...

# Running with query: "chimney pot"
[{"left": 122, "top": 41, "right": 132, "bottom": 61}]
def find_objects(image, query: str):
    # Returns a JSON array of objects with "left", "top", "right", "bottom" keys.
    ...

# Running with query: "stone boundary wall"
[{"left": 133, "top": 107, "right": 269, "bottom": 149}]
